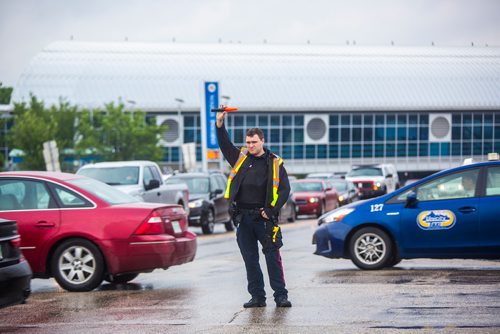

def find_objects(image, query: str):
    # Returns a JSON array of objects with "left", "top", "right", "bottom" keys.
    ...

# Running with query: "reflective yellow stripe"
[
  {"left": 224, "top": 148, "right": 248, "bottom": 198},
  {"left": 270, "top": 157, "right": 282, "bottom": 207}
]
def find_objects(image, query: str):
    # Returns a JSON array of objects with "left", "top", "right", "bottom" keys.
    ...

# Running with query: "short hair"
[{"left": 246, "top": 128, "right": 265, "bottom": 140}]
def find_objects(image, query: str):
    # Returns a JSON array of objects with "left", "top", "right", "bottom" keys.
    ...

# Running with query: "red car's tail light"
[{"left": 135, "top": 210, "right": 165, "bottom": 235}]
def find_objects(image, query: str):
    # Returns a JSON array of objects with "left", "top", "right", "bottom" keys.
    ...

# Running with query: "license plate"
[{"left": 171, "top": 221, "right": 182, "bottom": 234}]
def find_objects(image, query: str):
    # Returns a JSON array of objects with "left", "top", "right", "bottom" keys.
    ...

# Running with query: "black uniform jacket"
[{"left": 216, "top": 123, "right": 291, "bottom": 218}]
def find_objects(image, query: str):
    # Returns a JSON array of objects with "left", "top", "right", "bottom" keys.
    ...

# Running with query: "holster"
[{"left": 230, "top": 202, "right": 243, "bottom": 227}]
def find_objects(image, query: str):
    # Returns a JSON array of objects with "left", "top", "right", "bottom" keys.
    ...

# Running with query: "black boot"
[
  {"left": 243, "top": 297, "right": 266, "bottom": 308},
  {"left": 275, "top": 296, "right": 292, "bottom": 307}
]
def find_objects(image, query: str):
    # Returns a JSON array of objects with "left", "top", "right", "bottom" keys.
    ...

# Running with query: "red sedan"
[
  {"left": 0, "top": 171, "right": 197, "bottom": 292},
  {"left": 291, "top": 179, "right": 339, "bottom": 218}
]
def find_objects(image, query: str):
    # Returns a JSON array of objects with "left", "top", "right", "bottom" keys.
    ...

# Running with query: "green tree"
[
  {"left": 8, "top": 96, "right": 55, "bottom": 170},
  {"left": 0, "top": 82, "right": 13, "bottom": 104}
]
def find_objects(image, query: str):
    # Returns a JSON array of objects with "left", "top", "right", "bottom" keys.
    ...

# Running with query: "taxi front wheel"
[{"left": 349, "top": 227, "right": 393, "bottom": 270}]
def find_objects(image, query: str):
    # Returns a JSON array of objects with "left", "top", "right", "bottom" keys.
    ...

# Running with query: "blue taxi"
[{"left": 313, "top": 159, "right": 500, "bottom": 269}]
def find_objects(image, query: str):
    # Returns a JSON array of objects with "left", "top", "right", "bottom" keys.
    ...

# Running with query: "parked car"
[
  {"left": 291, "top": 179, "right": 339, "bottom": 217},
  {"left": 0, "top": 171, "right": 197, "bottom": 291},
  {"left": 313, "top": 159, "right": 500, "bottom": 270},
  {"left": 77, "top": 161, "right": 189, "bottom": 214},
  {"left": 0, "top": 218, "right": 31, "bottom": 308},
  {"left": 278, "top": 192, "right": 297, "bottom": 224},
  {"left": 345, "top": 164, "right": 400, "bottom": 199},
  {"left": 165, "top": 171, "right": 233, "bottom": 234},
  {"left": 327, "top": 178, "right": 360, "bottom": 206}
]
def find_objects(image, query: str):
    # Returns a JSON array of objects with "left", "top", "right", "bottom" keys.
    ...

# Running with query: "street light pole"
[{"left": 175, "top": 98, "right": 184, "bottom": 172}]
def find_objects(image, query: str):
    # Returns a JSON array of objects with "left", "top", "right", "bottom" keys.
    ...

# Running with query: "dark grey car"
[
  {"left": 0, "top": 218, "right": 31, "bottom": 308},
  {"left": 166, "top": 172, "right": 232, "bottom": 234}
]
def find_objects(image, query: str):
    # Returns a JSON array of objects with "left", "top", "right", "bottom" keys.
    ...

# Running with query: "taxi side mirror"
[{"left": 405, "top": 191, "right": 417, "bottom": 208}]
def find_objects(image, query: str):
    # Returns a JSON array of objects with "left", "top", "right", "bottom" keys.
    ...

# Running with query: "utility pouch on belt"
[
  {"left": 264, "top": 218, "right": 283, "bottom": 249},
  {"left": 230, "top": 202, "right": 243, "bottom": 227}
]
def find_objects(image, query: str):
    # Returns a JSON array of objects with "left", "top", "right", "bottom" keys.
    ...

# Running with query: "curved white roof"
[{"left": 12, "top": 41, "right": 500, "bottom": 111}]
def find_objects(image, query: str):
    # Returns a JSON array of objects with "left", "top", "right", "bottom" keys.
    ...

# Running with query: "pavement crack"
[{"left": 228, "top": 309, "right": 245, "bottom": 323}]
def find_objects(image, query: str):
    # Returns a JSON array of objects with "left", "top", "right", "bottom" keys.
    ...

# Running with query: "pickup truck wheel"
[
  {"left": 224, "top": 220, "right": 235, "bottom": 232},
  {"left": 201, "top": 209, "right": 215, "bottom": 234}
]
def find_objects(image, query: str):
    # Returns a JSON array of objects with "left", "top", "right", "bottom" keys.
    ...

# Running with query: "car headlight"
[
  {"left": 188, "top": 199, "right": 204, "bottom": 208},
  {"left": 338, "top": 195, "right": 345, "bottom": 202},
  {"left": 308, "top": 197, "right": 319, "bottom": 203},
  {"left": 320, "top": 208, "right": 355, "bottom": 225}
]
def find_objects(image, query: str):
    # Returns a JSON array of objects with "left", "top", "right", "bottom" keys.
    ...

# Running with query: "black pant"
[{"left": 236, "top": 213, "right": 288, "bottom": 301}]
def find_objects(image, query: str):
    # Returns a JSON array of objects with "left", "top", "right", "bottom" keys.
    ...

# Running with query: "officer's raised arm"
[{"left": 216, "top": 111, "right": 240, "bottom": 166}]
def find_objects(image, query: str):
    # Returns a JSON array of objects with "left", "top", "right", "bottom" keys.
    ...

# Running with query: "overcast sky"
[{"left": 1, "top": 0, "right": 499, "bottom": 87}]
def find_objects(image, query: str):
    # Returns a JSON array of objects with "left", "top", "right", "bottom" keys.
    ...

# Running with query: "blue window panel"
[
  {"left": 463, "top": 126, "right": 472, "bottom": 140},
  {"left": 282, "top": 128, "right": 292, "bottom": 143},
  {"left": 386, "top": 127, "right": 395, "bottom": 141},
  {"left": 171, "top": 147, "right": 180, "bottom": 161},
  {"left": 484, "top": 126, "right": 493, "bottom": 139},
  {"left": 282, "top": 145, "right": 292, "bottom": 159},
  {"left": 271, "top": 129, "right": 280, "bottom": 143},
  {"left": 430, "top": 143, "right": 440, "bottom": 156},
  {"left": 386, "top": 143, "right": 395, "bottom": 157},
  {"left": 227, "top": 116, "right": 233, "bottom": 126},
  {"left": 184, "top": 116, "right": 195, "bottom": 127},
  {"left": 419, "top": 143, "right": 429, "bottom": 156},
  {"left": 282, "top": 116, "right": 292, "bottom": 126},
  {"left": 495, "top": 141, "right": 500, "bottom": 152},
  {"left": 353, "top": 115, "right": 362, "bottom": 125},
  {"left": 294, "top": 129, "right": 304, "bottom": 143},
  {"left": 329, "top": 145, "right": 338, "bottom": 158},
  {"left": 409, "top": 115, "right": 418, "bottom": 125},
  {"left": 452, "top": 114, "right": 461, "bottom": 125},
  {"left": 474, "top": 126, "right": 482, "bottom": 140},
  {"left": 473, "top": 142, "right": 482, "bottom": 155},
  {"left": 329, "top": 128, "right": 339, "bottom": 142},
  {"left": 364, "top": 115, "right": 373, "bottom": 125},
  {"left": 495, "top": 114, "right": 500, "bottom": 124},
  {"left": 484, "top": 142, "right": 493, "bottom": 155},
  {"left": 294, "top": 145, "right": 304, "bottom": 159},
  {"left": 352, "top": 128, "right": 362, "bottom": 142},
  {"left": 341, "top": 128, "right": 350, "bottom": 142},
  {"left": 397, "top": 143, "right": 406, "bottom": 157},
  {"left": 234, "top": 129, "right": 244, "bottom": 143},
  {"left": 408, "top": 127, "right": 418, "bottom": 140},
  {"left": 397, "top": 115, "right": 407, "bottom": 125},
  {"left": 234, "top": 116, "right": 244, "bottom": 126},
  {"left": 258, "top": 115, "right": 268, "bottom": 126},
  {"left": 363, "top": 144, "right": 373, "bottom": 158},
  {"left": 262, "top": 129, "right": 269, "bottom": 141},
  {"left": 329, "top": 115, "right": 339, "bottom": 125},
  {"left": 306, "top": 145, "right": 316, "bottom": 159},
  {"left": 341, "top": 144, "right": 350, "bottom": 158},
  {"left": 247, "top": 116, "right": 256, "bottom": 127},
  {"left": 387, "top": 115, "right": 395, "bottom": 125},
  {"left": 196, "top": 129, "right": 201, "bottom": 144},
  {"left": 364, "top": 127, "right": 373, "bottom": 141},
  {"left": 184, "top": 129, "right": 195, "bottom": 143},
  {"left": 474, "top": 114, "right": 482, "bottom": 125},
  {"left": 375, "top": 115, "right": 384, "bottom": 125},
  {"left": 408, "top": 143, "right": 418, "bottom": 157},
  {"left": 397, "top": 127, "right": 407, "bottom": 140},
  {"left": 495, "top": 126, "right": 500, "bottom": 139},
  {"left": 484, "top": 114, "right": 493, "bottom": 125},
  {"left": 318, "top": 145, "right": 327, "bottom": 158},
  {"left": 463, "top": 114, "right": 472, "bottom": 125},
  {"left": 462, "top": 142, "right": 471, "bottom": 155},
  {"left": 270, "top": 145, "right": 280, "bottom": 154},
  {"left": 295, "top": 115, "right": 304, "bottom": 126},
  {"left": 452, "top": 143, "right": 461, "bottom": 156},
  {"left": 375, "top": 144, "right": 384, "bottom": 157},
  {"left": 196, "top": 146, "right": 202, "bottom": 161},
  {"left": 419, "top": 127, "right": 429, "bottom": 140},
  {"left": 452, "top": 126, "right": 461, "bottom": 140},
  {"left": 420, "top": 114, "right": 429, "bottom": 124},
  {"left": 341, "top": 115, "right": 350, "bottom": 126},
  {"left": 375, "top": 127, "right": 384, "bottom": 141},
  {"left": 441, "top": 143, "right": 450, "bottom": 156},
  {"left": 271, "top": 116, "right": 280, "bottom": 126},
  {"left": 352, "top": 144, "right": 361, "bottom": 158}
]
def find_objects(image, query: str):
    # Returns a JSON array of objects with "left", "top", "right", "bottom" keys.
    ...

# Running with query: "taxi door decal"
[{"left": 417, "top": 210, "right": 456, "bottom": 230}]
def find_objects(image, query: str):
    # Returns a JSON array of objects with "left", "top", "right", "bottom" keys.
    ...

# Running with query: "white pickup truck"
[{"left": 77, "top": 161, "right": 189, "bottom": 213}]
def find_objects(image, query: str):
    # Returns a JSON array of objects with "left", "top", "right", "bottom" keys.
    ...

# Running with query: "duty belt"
[{"left": 237, "top": 207, "right": 261, "bottom": 215}]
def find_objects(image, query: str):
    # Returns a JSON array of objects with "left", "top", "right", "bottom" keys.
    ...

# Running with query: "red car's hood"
[{"left": 293, "top": 191, "right": 324, "bottom": 198}]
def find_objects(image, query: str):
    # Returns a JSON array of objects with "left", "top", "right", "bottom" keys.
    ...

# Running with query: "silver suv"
[{"left": 345, "top": 164, "right": 400, "bottom": 199}]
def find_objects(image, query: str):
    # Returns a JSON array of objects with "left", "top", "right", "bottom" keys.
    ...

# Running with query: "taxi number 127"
[{"left": 370, "top": 204, "right": 384, "bottom": 212}]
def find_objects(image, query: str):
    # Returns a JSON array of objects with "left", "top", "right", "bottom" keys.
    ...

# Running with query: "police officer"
[{"left": 216, "top": 110, "right": 292, "bottom": 308}]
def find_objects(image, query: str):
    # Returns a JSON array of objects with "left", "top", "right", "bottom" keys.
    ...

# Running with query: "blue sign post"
[{"left": 204, "top": 82, "right": 219, "bottom": 149}]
